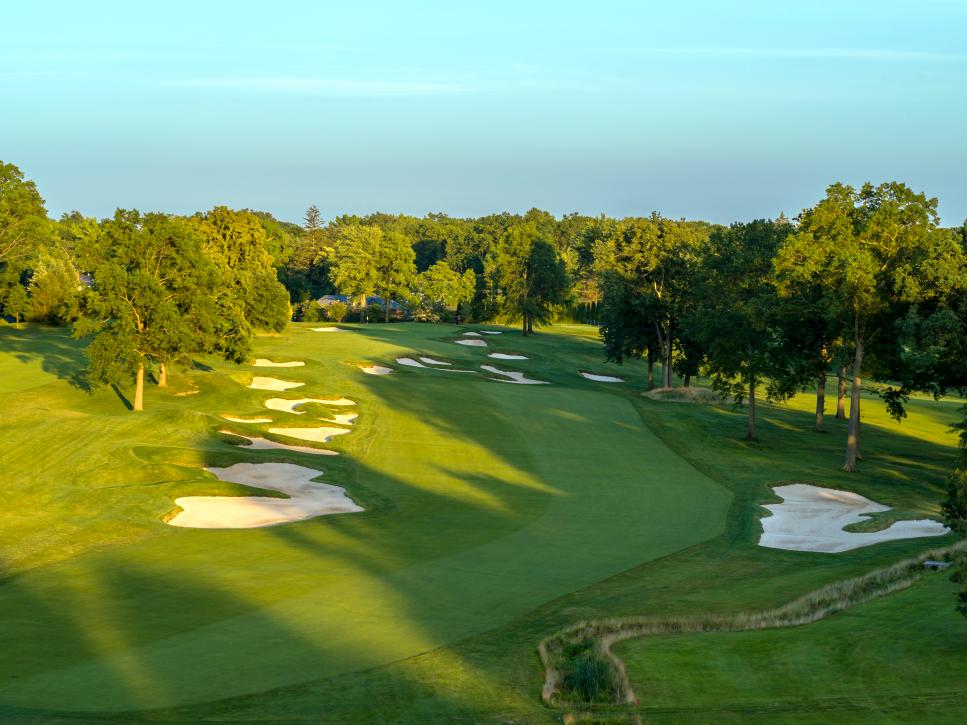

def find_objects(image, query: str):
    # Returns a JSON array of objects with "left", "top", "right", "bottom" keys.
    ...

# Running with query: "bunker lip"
[
  {"left": 419, "top": 357, "right": 451, "bottom": 366},
  {"left": 220, "top": 430, "right": 338, "bottom": 455},
  {"left": 167, "top": 462, "right": 362, "bottom": 529},
  {"left": 220, "top": 414, "right": 274, "bottom": 423},
  {"left": 480, "top": 364, "right": 548, "bottom": 385},
  {"left": 253, "top": 359, "right": 305, "bottom": 368},
  {"left": 359, "top": 364, "right": 393, "bottom": 375},
  {"left": 247, "top": 376, "right": 304, "bottom": 391},
  {"left": 264, "top": 397, "right": 356, "bottom": 414},
  {"left": 759, "top": 483, "right": 950, "bottom": 553},
  {"left": 580, "top": 371, "right": 624, "bottom": 383},
  {"left": 267, "top": 426, "right": 352, "bottom": 443}
]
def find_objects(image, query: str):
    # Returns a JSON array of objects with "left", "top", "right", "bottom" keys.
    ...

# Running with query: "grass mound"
[{"left": 644, "top": 386, "right": 720, "bottom": 403}]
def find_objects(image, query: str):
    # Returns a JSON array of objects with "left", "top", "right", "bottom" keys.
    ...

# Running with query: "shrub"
[
  {"left": 364, "top": 302, "right": 384, "bottom": 322},
  {"left": 326, "top": 301, "right": 348, "bottom": 322}
]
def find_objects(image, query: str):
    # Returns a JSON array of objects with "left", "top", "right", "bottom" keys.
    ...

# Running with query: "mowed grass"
[
  {"left": 0, "top": 322, "right": 962, "bottom": 722},
  {"left": 616, "top": 575, "right": 967, "bottom": 723},
  {"left": 0, "top": 322, "right": 729, "bottom": 715}
]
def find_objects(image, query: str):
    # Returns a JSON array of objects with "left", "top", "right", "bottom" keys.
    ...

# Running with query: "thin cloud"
[
  {"left": 164, "top": 75, "right": 471, "bottom": 95},
  {"left": 622, "top": 47, "right": 967, "bottom": 62}
]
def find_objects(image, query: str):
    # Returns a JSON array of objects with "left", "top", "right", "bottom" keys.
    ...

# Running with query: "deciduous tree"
[{"left": 775, "top": 182, "right": 965, "bottom": 471}]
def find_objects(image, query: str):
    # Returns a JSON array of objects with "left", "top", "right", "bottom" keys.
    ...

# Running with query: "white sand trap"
[
  {"left": 328, "top": 412, "right": 358, "bottom": 425},
  {"left": 311, "top": 326, "right": 345, "bottom": 332},
  {"left": 254, "top": 358, "right": 305, "bottom": 368},
  {"left": 359, "top": 364, "right": 393, "bottom": 375},
  {"left": 220, "top": 430, "right": 338, "bottom": 456},
  {"left": 248, "top": 376, "right": 304, "bottom": 391},
  {"left": 167, "top": 462, "right": 362, "bottom": 528},
  {"left": 480, "top": 330, "right": 502, "bottom": 335},
  {"left": 462, "top": 331, "right": 483, "bottom": 336},
  {"left": 455, "top": 338, "right": 487, "bottom": 347},
  {"left": 759, "top": 483, "right": 950, "bottom": 553},
  {"left": 480, "top": 364, "right": 548, "bottom": 385},
  {"left": 581, "top": 372, "right": 624, "bottom": 383},
  {"left": 489, "top": 353, "right": 528, "bottom": 360},
  {"left": 264, "top": 397, "right": 355, "bottom": 414},
  {"left": 419, "top": 357, "right": 451, "bottom": 366},
  {"left": 220, "top": 414, "right": 274, "bottom": 423},
  {"left": 268, "top": 426, "right": 352, "bottom": 444},
  {"left": 396, "top": 357, "right": 427, "bottom": 368}
]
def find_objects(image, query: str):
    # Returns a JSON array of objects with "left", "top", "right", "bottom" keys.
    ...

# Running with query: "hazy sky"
[{"left": 3, "top": 1, "right": 966, "bottom": 225}]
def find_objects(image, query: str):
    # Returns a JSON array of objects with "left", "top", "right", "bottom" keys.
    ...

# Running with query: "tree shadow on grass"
[{"left": 0, "top": 324, "right": 92, "bottom": 392}]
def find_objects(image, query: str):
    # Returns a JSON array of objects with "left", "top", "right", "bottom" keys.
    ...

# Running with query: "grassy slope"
[
  {"left": 0, "top": 322, "right": 962, "bottom": 722},
  {"left": 616, "top": 575, "right": 967, "bottom": 723},
  {"left": 0, "top": 323, "right": 729, "bottom": 714}
]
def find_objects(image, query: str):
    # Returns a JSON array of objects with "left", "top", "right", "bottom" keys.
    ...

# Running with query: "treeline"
[{"left": 2, "top": 161, "right": 966, "bottom": 461}]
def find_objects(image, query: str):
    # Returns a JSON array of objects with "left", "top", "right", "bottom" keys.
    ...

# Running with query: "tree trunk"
[
  {"left": 522, "top": 314, "right": 528, "bottom": 336},
  {"left": 836, "top": 367, "right": 846, "bottom": 419},
  {"left": 842, "top": 336, "right": 864, "bottom": 472},
  {"left": 815, "top": 370, "right": 825, "bottom": 432},
  {"left": 158, "top": 362, "right": 168, "bottom": 388},
  {"left": 134, "top": 363, "right": 145, "bottom": 412},
  {"left": 647, "top": 350, "right": 655, "bottom": 390},
  {"left": 384, "top": 296, "right": 391, "bottom": 323},
  {"left": 662, "top": 347, "right": 672, "bottom": 388},
  {"left": 683, "top": 372, "right": 691, "bottom": 388},
  {"left": 527, "top": 318, "right": 533, "bottom": 334},
  {"left": 747, "top": 376, "right": 757, "bottom": 440}
]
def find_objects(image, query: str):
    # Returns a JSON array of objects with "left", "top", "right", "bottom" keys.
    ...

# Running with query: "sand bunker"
[
  {"left": 268, "top": 426, "right": 352, "bottom": 444},
  {"left": 167, "top": 462, "right": 362, "bottom": 528},
  {"left": 489, "top": 353, "right": 528, "bottom": 360},
  {"left": 328, "top": 412, "right": 358, "bottom": 425},
  {"left": 480, "top": 331, "right": 502, "bottom": 335},
  {"left": 396, "top": 357, "right": 427, "bottom": 368},
  {"left": 220, "top": 414, "right": 274, "bottom": 423},
  {"left": 581, "top": 372, "right": 624, "bottom": 383},
  {"left": 264, "top": 397, "right": 355, "bottom": 414},
  {"left": 462, "top": 331, "right": 483, "bottom": 336},
  {"left": 480, "top": 364, "right": 548, "bottom": 385},
  {"left": 254, "top": 359, "right": 305, "bottom": 368},
  {"left": 311, "top": 327, "right": 345, "bottom": 332},
  {"left": 248, "top": 376, "right": 304, "bottom": 391},
  {"left": 419, "top": 357, "right": 451, "bottom": 366},
  {"left": 359, "top": 364, "right": 393, "bottom": 375},
  {"left": 759, "top": 483, "right": 950, "bottom": 553},
  {"left": 455, "top": 339, "right": 487, "bottom": 347},
  {"left": 220, "top": 430, "right": 338, "bottom": 456}
]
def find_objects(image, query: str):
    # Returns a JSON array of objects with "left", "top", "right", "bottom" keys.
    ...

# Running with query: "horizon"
[{"left": 4, "top": 1, "right": 967, "bottom": 226}]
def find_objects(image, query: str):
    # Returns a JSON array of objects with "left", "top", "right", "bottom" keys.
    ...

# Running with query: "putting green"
[{"left": 0, "top": 323, "right": 731, "bottom": 713}]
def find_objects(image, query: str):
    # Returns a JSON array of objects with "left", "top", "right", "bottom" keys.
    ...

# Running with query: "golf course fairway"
[{"left": 1, "top": 322, "right": 963, "bottom": 722}]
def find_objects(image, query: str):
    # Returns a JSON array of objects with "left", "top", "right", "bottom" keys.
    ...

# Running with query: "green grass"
[
  {"left": 0, "top": 321, "right": 962, "bottom": 722},
  {"left": 615, "top": 575, "right": 967, "bottom": 722}
]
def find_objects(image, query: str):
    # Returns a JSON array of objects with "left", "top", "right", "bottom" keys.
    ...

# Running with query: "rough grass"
[
  {"left": 0, "top": 322, "right": 962, "bottom": 723},
  {"left": 644, "top": 385, "right": 721, "bottom": 403},
  {"left": 540, "top": 542, "right": 967, "bottom": 709}
]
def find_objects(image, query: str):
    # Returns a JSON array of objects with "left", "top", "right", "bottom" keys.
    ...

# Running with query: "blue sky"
[{"left": 3, "top": 1, "right": 966, "bottom": 225}]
